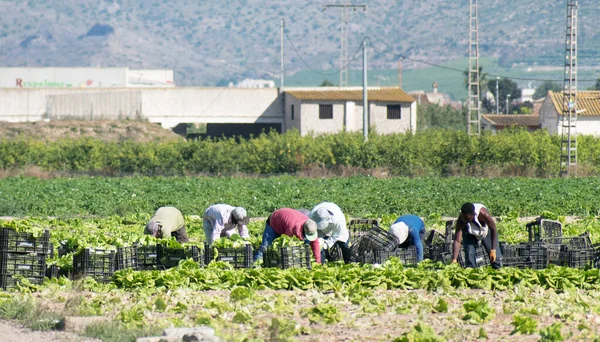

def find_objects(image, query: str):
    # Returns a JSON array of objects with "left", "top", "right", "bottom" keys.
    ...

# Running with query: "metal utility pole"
[
  {"left": 467, "top": 0, "right": 481, "bottom": 135},
  {"left": 560, "top": 0, "right": 578, "bottom": 176},
  {"left": 280, "top": 18, "right": 285, "bottom": 92},
  {"left": 496, "top": 77, "right": 500, "bottom": 115},
  {"left": 362, "top": 39, "right": 368, "bottom": 141},
  {"left": 506, "top": 94, "right": 511, "bottom": 114},
  {"left": 324, "top": 4, "right": 367, "bottom": 87}
]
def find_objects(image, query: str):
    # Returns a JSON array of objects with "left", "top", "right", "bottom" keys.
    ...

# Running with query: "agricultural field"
[{"left": 1, "top": 176, "right": 600, "bottom": 341}]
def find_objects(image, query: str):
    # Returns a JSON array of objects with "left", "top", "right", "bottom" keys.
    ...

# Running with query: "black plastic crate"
[
  {"left": 263, "top": 245, "right": 312, "bottom": 270},
  {"left": 425, "top": 229, "right": 446, "bottom": 246},
  {"left": 527, "top": 219, "right": 562, "bottom": 242},
  {"left": 205, "top": 243, "right": 252, "bottom": 268},
  {"left": 445, "top": 220, "right": 456, "bottom": 243},
  {"left": 426, "top": 242, "right": 452, "bottom": 262},
  {"left": 361, "top": 226, "right": 399, "bottom": 252},
  {"left": 568, "top": 249, "right": 596, "bottom": 269},
  {"left": 1, "top": 273, "right": 46, "bottom": 290},
  {"left": 0, "top": 252, "right": 46, "bottom": 278},
  {"left": 136, "top": 245, "right": 158, "bottom": 269},
  {"left": 503, "top": 256, "right": 535, "bottom": 269},
  {"left": 327, "top": 243, "right": 345, "bottom": 262},
  {"left": 0, "top": 228, "right": 51, "bottom": 255},
  {"left": 116, "top": 246, "right": 138, "bottom": 271},
  {"left": 348, "top": 219, "right": 379, "bottom": 241},
  {"left": 517, "top": 244, "right": 549, "bottom": 270},
  {"left": 394, "top": 246, "right": 418, "bottom": 266},
  {"left": 72, "top": 249, "right": 116, "bottom": 283},
  {"left": 541, "top": 232, "right": 592, "bottom": 250},
  {"left": 158, "top": 245, "right": 201, "bottom": 269},
  {"left": 46, "top": 265, "right": 61, "bottom": 279}
]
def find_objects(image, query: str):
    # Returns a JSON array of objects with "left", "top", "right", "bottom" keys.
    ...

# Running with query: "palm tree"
[{"left": 463, "top": 66, "right": 488, "bottom": 101}]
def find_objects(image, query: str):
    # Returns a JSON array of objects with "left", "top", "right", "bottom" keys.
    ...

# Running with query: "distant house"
[
  {"left": 408, "top": 82, "right": 447, "bottom": 106},
  {"left": 540, "top": 90, "right": 600, "bottom": 135},
  {"left": 481, "top": 114, "right": 541, "bottom": 133},
  {"left": 284, "top": 87, "right": 416, "bottom": 135}
]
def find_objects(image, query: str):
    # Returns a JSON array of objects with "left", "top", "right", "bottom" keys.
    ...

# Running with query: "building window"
[
  {"left": 291, "top": 104, "right": 295, "bottom": 120},
  {"left": 319, "top": 104, "right": 333, "bottom": 119},
  {"left": 387, "top": 105, "right": 402, "bottom": 119}
]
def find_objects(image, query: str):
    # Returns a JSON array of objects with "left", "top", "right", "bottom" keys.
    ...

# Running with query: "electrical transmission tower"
[
  {"left": 324, "top": 4, "right": 366, "bottom": 87},
  {"left": 560, "top": 0, "right": 578, "bottom": 176},
  {"left": 467, "top": 0, "right": 480, "bottom": 135}
]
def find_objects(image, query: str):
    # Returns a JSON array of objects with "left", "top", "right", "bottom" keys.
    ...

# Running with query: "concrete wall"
[
  {"left": 539, "top": 96, "right": 558, "bottom": 134},
  {"left": 295, "top": 100, "right": 415, "bottom": 135},
  {"left": 141, "top": 88, "right": 282, "bottom": 129},
  {"left": 368, "top": 102, "right": 413, "bottom": 134},
  {"left": 0, "top": 87, "right": 283, "bottom": 128},
  {"left": 49, "top": 91, "right": 142, "bottom": 120},
  {"left": 284, "top": 94, "right": 302, "bottom": 133},
  {"left": 299, "top": 101, "right": 345, "bottom": 135}
]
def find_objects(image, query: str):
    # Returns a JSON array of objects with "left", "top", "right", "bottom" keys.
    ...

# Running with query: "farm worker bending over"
[
  {"left": 203, "top": 204, "right": 250, "bottom": 245},
  {"left": 254, "top": 208, "right": 321, "bottom": 263},
  {"left": 144, "top": 206, "right": 189, "bottom": 243},
  {"left": 310, "top": 202, "right": 351, "bottom": 263},
  {"left": 389, "top": 214, "right": 426, "bottom": 262},
  {"left": 452, "top": 203, "right": 502, "bottom": 269}
]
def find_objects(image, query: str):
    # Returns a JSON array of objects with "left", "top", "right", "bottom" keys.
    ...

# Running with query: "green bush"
[{"left": 0, "top": 129, "right": 597, "bottom": 176}]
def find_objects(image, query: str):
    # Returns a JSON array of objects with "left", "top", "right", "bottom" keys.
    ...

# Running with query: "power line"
[
  {"left": 370, "top": 45, "right": 598, "bottom": 83},
  {"left": 284, "top": 30, "right": 363, "bottom": 78}
]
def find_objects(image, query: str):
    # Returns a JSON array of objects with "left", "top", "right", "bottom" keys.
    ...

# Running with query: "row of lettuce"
[{"left": 2, "top": 129, "right": 600, "bottom": 176}]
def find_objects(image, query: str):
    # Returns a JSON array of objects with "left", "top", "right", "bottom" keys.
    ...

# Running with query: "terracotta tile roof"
[
  {"left": 548, "top": 90, "right": 600, "bottom": 116},
  {"left": 286, "top": 87, "right": 415, "bottom": 103},
  {"left": 481, "top": 114, "right": 540, "bottom": 127}
]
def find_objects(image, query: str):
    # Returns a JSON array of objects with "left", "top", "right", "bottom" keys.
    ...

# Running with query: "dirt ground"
[
  {"left": 0, "top": 120, "right": 182, "bottom": 142},
  {"left": 0, "top": 320, "right": 100, "bottom": 342}
]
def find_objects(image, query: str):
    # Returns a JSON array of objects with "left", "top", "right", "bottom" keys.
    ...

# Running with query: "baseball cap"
[
  {"left": 232, "top": 207, "right": 250, "bottom": 225},
  {"left": 389, "top": 222, "right": 409, "bottom": 244},
  {"left": 303, "top": 219, "right": 318, "bottom": 241},
  {"left": 311, "top": 207, "right": 332, "bottom": 230},
  {"left": 461, "top": 203, "right": 476, "bottom": 215}
]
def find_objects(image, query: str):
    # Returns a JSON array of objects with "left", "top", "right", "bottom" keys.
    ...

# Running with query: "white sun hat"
[{"left": 389, "top": 221, "right": 409, "bottom": 244}]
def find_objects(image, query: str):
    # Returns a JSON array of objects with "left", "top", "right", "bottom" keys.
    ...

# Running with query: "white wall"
[
  {"left": 128, "top": 69, "right": 174, "bottom": 87},
  {"left": 296, "top": 100, "right": 415, "bottom": 135},
  {"left": 49, "top": 91, "right": 142, "bottom": 120},
  {"left": 0, "top": 67, "right": 128, "bottom": 88},
  {"left": 284, "top": 94, "right": 302, "bottom": 133},
  {"left": 141, "top": 88, "right": 282, "bottom": 128},
  {"left": 539, "top": 96, "right": 558, "bottom": 135}
]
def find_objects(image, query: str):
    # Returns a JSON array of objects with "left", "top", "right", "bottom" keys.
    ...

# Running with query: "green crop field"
[{"left": 1, "top": 176, "right": 600, "bottom": 341}]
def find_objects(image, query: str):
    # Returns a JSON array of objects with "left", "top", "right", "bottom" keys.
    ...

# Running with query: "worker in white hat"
[
  {"left": 310, "top": 202, "right": 351, "bottom": 263},
  {"left": 203, "top": 204, "right": 250, "bottom": 245},
  {"left": 389, "top": 214, "right": 426, "bottom": 262}
]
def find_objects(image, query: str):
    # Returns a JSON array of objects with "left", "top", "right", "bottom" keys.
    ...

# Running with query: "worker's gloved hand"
[
  {"left": 451, "top": 259, "right": 458, "bottom": 264},
  {"left": 489, "top": 249, "right": 497, "bottom": 263}
]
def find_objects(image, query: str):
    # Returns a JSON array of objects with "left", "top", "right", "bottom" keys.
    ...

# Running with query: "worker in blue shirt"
[{"left": 389, "top": 214, "right": 426, "bottom": 262}]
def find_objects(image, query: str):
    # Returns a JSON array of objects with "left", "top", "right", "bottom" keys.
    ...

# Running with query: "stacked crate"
[
  {"left": 264, "top": 244, "right": 312, "bottom": 270},
  {"left": 205, "top": 243, "right": 252, "bottom": 268},
  {"left": 0, "top": 228, "right": 52, "bottom": 290}
]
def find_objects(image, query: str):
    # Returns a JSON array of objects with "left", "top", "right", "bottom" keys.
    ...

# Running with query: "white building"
[
  {"left": 540, "top": 90, "right": 600, "bottom": 135},
  {"left": 0, "top": 67, "right": 174, "bottom": 88},
  {"left": 285, "top": 87, "right": 416, "bottom": 135},
  {"left": 521, "top": 88, "right": 535, "bottom": 103}
]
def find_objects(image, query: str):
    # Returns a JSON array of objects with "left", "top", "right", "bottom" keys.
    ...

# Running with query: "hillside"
[{"left": 0, "top": 0, "right": 599, "bottom": 95}]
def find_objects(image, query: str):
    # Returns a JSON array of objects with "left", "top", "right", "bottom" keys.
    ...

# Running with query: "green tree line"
[{"left": 3, "top": 129, "right": 600, "bottom": 177}]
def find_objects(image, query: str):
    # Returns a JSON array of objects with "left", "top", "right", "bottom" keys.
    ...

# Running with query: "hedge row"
[{"left": 1, "top": 129, "right": 600, "bottom": 176}]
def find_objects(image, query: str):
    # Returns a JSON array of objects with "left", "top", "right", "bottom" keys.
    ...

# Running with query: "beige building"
[
  {"left": 284, "top": 87, "right": 416, "bottom": 135},
  {"left": 540, "top": 90, "right": 600, "bottom": 135},
  {"left": 481, "top": 114, "right": 540, "bottom": 133}
]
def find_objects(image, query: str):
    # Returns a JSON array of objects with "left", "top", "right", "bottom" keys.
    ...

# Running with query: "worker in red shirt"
[{"left": 254, "top": 208, "right": 321, "bottom": 264}]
